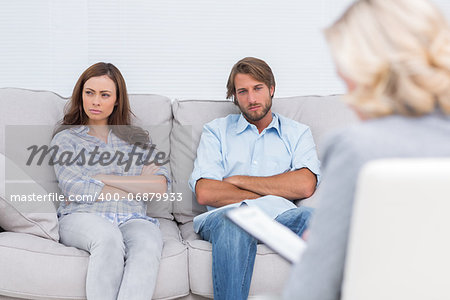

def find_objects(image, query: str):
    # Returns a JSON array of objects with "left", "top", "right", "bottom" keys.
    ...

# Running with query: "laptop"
[{"left": 226, "top": 205, "right": 307, "bottom": 264}]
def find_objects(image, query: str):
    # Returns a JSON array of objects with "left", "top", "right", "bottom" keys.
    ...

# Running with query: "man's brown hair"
[{"left": 226, "top": 57, "right": 276, "bottom": 104}]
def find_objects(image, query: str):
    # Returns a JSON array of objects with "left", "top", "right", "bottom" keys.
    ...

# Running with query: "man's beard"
[{"left": 239, "top": 99, "right": 272, "bottom": 122}]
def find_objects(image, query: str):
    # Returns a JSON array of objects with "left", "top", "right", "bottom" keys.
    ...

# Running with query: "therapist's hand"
[{"left": 302, "top": 229, "right": 310, "bottom": 241}]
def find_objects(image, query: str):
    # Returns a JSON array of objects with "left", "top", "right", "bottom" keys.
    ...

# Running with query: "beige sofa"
[{"left": 0, "top": 87, "right": 358, "bottom": 299}]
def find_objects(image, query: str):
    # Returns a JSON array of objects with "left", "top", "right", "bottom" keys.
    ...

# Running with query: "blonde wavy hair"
[{"left": 325, "top": 0, "right": 450, "bottom": 118}]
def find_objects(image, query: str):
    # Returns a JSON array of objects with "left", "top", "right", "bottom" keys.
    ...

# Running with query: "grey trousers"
[{"left": 59, "top": 213, "right": 163, "bottom": 300}]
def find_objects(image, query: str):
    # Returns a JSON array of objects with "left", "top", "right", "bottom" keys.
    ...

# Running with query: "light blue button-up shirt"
[{"left": 189, "top": 112, "right": 321, "bottom": 232}]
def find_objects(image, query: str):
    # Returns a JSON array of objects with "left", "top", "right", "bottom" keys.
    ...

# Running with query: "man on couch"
[{"left": 189, "top": 57, "right": 321, "bottom": 300}]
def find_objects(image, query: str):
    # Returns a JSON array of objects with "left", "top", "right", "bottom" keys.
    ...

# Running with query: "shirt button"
[{"left": 253, "top": 161, "right": 258, "bottom": 165}]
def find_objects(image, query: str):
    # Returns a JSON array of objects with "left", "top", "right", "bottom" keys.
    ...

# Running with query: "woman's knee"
[
  {"left": 92, "top": 230, "right": 125, "bottom": 254},
  {"left": 59, "top": 214, "right": 125, "bottom": 260},
  {"left": 121, "top": 220, "right": 163, "bottom": 255},
  {"left": 137, "top": 229, "right": 163, "bottom": 255}
]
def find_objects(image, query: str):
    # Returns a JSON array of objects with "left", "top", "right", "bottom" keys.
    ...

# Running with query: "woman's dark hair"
[{"left": 54, "top": 62, "right": 149, "bottom": 146}]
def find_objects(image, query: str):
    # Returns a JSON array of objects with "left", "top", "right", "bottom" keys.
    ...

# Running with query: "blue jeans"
[
  {"left": 59, "top": 213, "right": 163, "bottom": 300},
  {"left": 199, "top": 206, "right": 313, "bottom": 300}
]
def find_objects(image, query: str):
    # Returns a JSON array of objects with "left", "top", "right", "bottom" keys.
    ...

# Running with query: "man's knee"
[
  {"left": 204, "top": 209, "right": 233, "bottom": 232},
  {"left": 206, "top": 209, "right": 251, "bottom": 242},
  {"left": 213, "top": 213, "right": 238, "bottom": 236},
  {"left": 284, "top": 206, "right": 314, "bottom": 220},
  {"left": 297, "top": 206, "right": 314, "bottom": 219}
]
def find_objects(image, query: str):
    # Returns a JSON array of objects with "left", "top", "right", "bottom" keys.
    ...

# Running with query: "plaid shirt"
[{"left": 51, "top": 126, "right": 170, "bottom": 226}]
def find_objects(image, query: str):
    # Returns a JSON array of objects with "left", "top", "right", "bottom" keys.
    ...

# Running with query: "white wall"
[{"left": 1, "top": 0, "right": 449, "bottom": 99}]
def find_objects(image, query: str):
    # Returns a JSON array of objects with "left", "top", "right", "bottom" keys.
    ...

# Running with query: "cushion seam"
[
  {"left": 0, "top": 242, "right": 188, "bottom": 259},
  {"left": 0, "top": 287, "right": 85, "bottom": 299},
  {"left": 187, "top": 241, "right": 277, "bottom": 256},
  {"left": 0, "top": 244, "right": 88, "bottom": 257}
]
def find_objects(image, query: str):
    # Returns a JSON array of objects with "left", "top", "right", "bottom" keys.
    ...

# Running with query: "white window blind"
[{"left": 1, "top": 0, "right": 449, "bottom": 99}]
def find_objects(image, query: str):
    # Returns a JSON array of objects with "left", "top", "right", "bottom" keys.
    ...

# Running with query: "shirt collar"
[
  {"left": 70, "top": 125, "right": 89, "bottom": 135},
  {"left": 236, "top": 114, "right": 250, "bottom": 134},
  {"left": 235, "top": 112, "right": 281, "bottom": 136},
  {"left": 70, "top": 125, "right": 113, "bottom": 140}
]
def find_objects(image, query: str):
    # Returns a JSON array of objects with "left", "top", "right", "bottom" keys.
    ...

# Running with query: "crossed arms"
[
  {"left": 94, "top": 163, "right": 167, "bottom": 200},
  {"left": 195, "top": 168, "right": 317, "bottom": 207}
]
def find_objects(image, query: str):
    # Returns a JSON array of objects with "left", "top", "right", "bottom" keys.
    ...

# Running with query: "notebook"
[{"left": 226, "top": 205, "right": 307, "bottom": 264}]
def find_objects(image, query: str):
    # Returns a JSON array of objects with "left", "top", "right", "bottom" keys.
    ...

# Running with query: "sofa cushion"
[
  {"left": 170, "top": 96, "right": 358, "bottom": 223},
  {"left": 153, "top": 219, "right": 190, "bottom": 300},
  {"left": 0, "top": 153, "right": 59, "bottom": 242},
  {"left": 0, "top": 232, "right": 89, "bottom": 300},
  {"left": 128, "top": 94, "right": 174, "bottom": 220},
  {"left": 170, "top": 100, "right": 240, "bottom": 223},
  {"left": 0, "top": 88, "right": 66, "bottom": 196},
  {"left": 0, "top": 88, "right": 66, "bottom": 155},
  {"left": 0, "top": 219, "right": 188, "bottom": 300},
  {"left": 179, "top": 221, "right": 200, "bottom": 242},
  {"left": 0, "top": 88, "right": 174, "bottom": 220},
  {"left": 187, "top": 238, "right": 291, "bottom": 298}
]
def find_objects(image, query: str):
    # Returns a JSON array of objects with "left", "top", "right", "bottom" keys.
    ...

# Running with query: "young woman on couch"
[
  {"left": 284, "top": 0, "right": 450, "bottom": 299},
  {"left": 51, "top": 62, "right": 169, "bottom": 300}
]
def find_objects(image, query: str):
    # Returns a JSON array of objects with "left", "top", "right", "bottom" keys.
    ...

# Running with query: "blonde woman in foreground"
[{"left": 284, "top": 0, "right": 450, "bottom": 299}]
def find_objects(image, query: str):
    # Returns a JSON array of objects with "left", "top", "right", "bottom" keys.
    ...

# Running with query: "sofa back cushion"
[
  {"left": 0, "top": 88, "right": 173, "bottom": 220},
  {"left": 0, "top": 88, "right": 66, "bottom": 155},
  {"left": 171, "top": 100, "right": 241, "bottom": 223},
  {"left": 170, "top": 96, "right": 359, "bottom": 223},
  {"left": 0, "top": 153, "right": 59, "bottom": 241},
  {"left": 0, "top": 88, "right": 67, "bottom": 199},
  {"left": 128, "top": 94, "right": 173, "bottom": 219}
]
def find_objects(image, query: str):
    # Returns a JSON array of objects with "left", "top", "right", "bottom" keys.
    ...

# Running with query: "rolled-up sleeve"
[
  {"left": 188, "top": 123, "right": 225, "bottom": 195},
  {"left": 292, "top": 127, "right": 321, "bottom": 185},
  {"left": 51, "top": 132, "right": 104, "bottom": 203}
]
